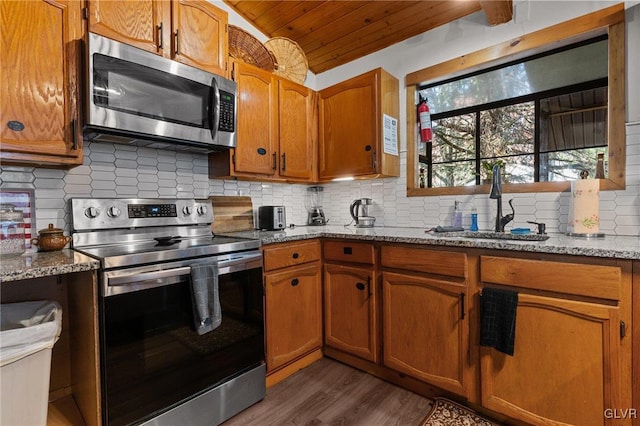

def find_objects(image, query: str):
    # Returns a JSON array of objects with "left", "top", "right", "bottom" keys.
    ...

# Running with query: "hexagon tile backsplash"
[{"left": 1, "top": 123, "right": 639, "bottom": 236}]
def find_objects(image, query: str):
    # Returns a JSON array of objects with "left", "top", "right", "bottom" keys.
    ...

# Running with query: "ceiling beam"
[{"left": 479, "top": 0, "right": 513, "bottom": 26}]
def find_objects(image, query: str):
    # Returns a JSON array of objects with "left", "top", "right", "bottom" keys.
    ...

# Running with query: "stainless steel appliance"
[
  {"left": 350, "top": 198, "right": 376, "bottom": 228},
  {"left": 71, "top": 198, "right": 264, "bottom": 426},
  {"left": 305, "top": 186, "right": 326, "bottom": 226},
  {"left": 257, "top": 206, "right": 286, "bottom": 230},
  {"left": 85, "top": 33, "right": 237, "bottom": 152}
]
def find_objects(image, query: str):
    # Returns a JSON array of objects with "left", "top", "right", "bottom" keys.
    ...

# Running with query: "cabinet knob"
[
  {"left": 356, "top": 282, "right": 365, "bottom": 291},
  {"left": 292, "top": 252, "right": 299, "bottom": 259},
  {"left": 291, "top": 278, "right": 299, "bottom": 287}
]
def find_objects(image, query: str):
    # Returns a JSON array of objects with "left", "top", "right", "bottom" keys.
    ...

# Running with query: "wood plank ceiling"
[{"left": 223, "top": 1, "right": 513, "bottom": 74}]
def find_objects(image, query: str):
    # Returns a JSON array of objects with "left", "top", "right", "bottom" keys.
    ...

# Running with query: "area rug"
[{"left": 420, "top": 397, "right": 500, "bottom": 426}]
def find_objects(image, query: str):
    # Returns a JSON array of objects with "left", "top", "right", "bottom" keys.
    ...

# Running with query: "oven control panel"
[{"left": 71, "top": 198, "right": 213, "bottom": 231}]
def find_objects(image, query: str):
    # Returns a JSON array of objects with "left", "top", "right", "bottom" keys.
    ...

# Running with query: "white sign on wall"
[{"left": 383, "top": 114, "right": 398, "bottom": 156}]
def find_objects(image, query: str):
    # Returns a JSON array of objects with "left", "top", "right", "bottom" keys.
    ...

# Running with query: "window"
[
  {"left": 419, "top": 37, "right": 608, "bottom": 189},
  {"left": 406, "top": 4, "right": 625, "bottom": 196}
]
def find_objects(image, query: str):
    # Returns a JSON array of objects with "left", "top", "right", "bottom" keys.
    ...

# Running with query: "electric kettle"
[{"left": 350, "top": 198, "right": 376, "bottom": 228}]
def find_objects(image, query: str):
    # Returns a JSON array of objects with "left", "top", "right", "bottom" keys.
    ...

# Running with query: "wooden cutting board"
[{"left": 209, "top": 196, "right": 255, "bottom": 233}]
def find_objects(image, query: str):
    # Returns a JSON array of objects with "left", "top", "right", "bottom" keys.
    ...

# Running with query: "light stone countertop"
[
  {"left": 0, "top": 249, "right": 100, "bottom": 283},
  {"left": 224, "top": 225, "right": 640, "bottom": 260},
  {"left": 2, "top": 226, "right": 638, "bottom": 283}
]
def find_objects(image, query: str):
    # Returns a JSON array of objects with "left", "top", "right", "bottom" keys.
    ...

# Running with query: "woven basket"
[
  {"left": 228, "top": 25, "right": 275, "bottom": 71},
  {"left": 265, "top": 37, "right": 308, "bottom": 84}
]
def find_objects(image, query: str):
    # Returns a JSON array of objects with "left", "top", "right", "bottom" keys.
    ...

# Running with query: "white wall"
[{"left": 1, "top": 1, "right": 639, "bottom": 237}]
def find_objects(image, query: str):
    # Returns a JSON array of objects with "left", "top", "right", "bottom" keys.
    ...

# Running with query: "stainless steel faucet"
[{"left": 489, "top": 164, "right": 515, "bottom": 232}]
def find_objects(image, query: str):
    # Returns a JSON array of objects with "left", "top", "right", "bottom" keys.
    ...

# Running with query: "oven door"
[{"left": 99, "top": 252, "right": 264, "bottom": 426}]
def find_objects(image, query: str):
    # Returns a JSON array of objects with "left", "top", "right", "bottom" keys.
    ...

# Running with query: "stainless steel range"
[{"left": 71, "top": 198, "right": 265, "bottom": 426}]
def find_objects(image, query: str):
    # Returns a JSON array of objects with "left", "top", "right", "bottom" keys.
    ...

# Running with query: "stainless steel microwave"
[{"left": 85, "top": 32, "right": 236, "bottom": 152}]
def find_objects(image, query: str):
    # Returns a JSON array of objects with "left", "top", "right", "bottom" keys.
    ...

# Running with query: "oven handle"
[
  {"left": 104, "top": 251, "right": 263, "bottom": 291},
  {"left": 107, "top": 266, "right": 192, "bottom": 287}
]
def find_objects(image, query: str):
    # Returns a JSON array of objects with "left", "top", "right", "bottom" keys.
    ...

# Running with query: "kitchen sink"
[{"left": 438, "top": 231, "right": 550, "bottom": 241}]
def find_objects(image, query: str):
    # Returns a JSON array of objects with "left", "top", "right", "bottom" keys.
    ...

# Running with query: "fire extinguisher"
[{"left": 417, "top": 95, "right": 432, "bottom": 143}]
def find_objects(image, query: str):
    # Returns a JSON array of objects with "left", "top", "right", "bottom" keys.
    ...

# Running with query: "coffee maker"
[
  {"left": 305, "top": 186, "right": 327, "bottom": 226},
  {"left": 350, "top": 198, "right": 375, "bottom": 228}
]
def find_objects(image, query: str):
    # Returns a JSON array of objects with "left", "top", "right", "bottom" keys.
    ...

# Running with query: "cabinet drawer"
[
  {"left": 480, "top": 256, "right": 622, "bottom": 300},
  {"left": 263, "top": 240, "right": 320, "bottom": 271},
  {"left": 381, "top": 245, "right": 467, "bottom": 278},
  {"left": 324, "top": 241, "right": 375, "bottom": 265}
]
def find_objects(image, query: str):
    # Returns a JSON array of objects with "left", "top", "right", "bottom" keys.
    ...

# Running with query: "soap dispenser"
[{"left": 451, "top": 201, "right": 462, "bottom": 227}]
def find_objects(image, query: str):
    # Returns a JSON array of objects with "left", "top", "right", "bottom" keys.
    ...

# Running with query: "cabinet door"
[
  {"left": 481, "top": 292, "right": 623, "bottom": 426},
  {"left": 278, "top": 79, "right": 315, "bottom": 181},
  {"left": 232, "top": 62, "right": 279, "bottom": 176},
  {"left": 319, "top": 70, "right": 378, "bottom": 179},
  {"left": 265, "top": 264, "right": 322, "bottom": 372},
  {"left": 87, "top": 0, "right": 167, "bottom": 54},
  {"left": 1, "top": 0, "right": 83, "bottom": 166},
  {"left": 324, "top": 264, "right": 377, "bottom": 362},
  {"left": 171, "top": 0, "right": 227, "bottom": 76},
  {"left": 382, "top": 272, "right": 469, "bottom": 397}
]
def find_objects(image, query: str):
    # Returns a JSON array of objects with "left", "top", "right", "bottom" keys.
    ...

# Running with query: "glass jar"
[{"left": 0, "top": 204, "right": 25, "bottom": 255}]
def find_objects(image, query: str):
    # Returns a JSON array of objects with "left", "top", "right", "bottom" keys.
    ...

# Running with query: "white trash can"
[{"left": 0, "top": 301, "right": 62, "bottom": 426}]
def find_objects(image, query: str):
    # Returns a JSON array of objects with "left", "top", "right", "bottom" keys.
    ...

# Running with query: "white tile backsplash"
[{"left": 1, "top": 124, "right": 640, "bottom": 236}]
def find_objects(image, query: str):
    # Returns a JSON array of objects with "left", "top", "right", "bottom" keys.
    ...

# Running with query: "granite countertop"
[
  {"left": 2, "top": 226, "right": 637, "bottom": 283},
  {"left": 0, "top": 249, "right": 100, "bottom": 283},
  {"left": 225, "top": 225, "right": 640, "bottom": 260}
]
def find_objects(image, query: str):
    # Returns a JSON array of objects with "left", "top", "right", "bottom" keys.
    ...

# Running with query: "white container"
[{"left": 0, "top": 301, "right": 62, "bottom": 426}]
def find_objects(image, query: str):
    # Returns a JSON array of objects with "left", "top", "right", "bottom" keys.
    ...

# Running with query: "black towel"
[
  {"left": 190, "top": 261, "right": 222, "bottom": 335},
  {"left": 480, "top": 288, "right": 518, "bottom": 356}
]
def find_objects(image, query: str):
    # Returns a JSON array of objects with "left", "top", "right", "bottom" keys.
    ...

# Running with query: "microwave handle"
[{"left": 210, "top": 77, "right": 221, "bottom": 139}]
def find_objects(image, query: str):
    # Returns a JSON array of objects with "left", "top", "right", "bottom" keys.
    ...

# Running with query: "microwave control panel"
[{"left": 218, "top": 90, "right": 235, "bottom": 132}]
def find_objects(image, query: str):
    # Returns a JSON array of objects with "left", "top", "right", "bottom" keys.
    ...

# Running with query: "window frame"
[{"left": 406, "top": 4, "right": 626, "bottom": 196}]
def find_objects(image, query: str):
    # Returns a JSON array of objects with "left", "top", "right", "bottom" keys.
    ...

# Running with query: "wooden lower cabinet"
[
  {"left": 382, "top": 271, "right": 469, "bottom": 398},
  {"left": 480, "top": 255, "right": 633, "bottom": 426},
  {"left": 480, "top": 292, "right": 622, "bottom": 426},
  {"left": 263, "top": 240, "right": 322, "bottom": 375},
  {"left": 323, "top": 263, "right": 377, "bottom": 362},
  {"left": 265, "top": 263, "right": 322, "bottom": 372}
]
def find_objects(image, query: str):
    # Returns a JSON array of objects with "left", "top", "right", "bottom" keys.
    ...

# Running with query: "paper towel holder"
[{"left": 566, "top": 171, "right": 605, "bottom": 238}]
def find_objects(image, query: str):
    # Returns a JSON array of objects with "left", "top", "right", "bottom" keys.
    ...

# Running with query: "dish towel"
[
  {"left": 480, "top": 287, "right": 518, "bottom": 356},
  {"left": 189, "top": 261, "right": 222, "bottom": 335}
]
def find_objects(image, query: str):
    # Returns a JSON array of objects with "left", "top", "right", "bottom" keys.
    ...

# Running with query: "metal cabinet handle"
[
  {"left": 272, "top": 152, "right": 277, "bottom": 170},
  {"left": 174, "top": 30, "right": 179, "bottom": 55},
  {"left": 292, "top": 252, "right": 299, "bottom": 259},
  {"left": 157, "top": 23, "right": 163, "bottom": 49},
  {"left": 291, "top": 278, "right": 299, "bottom": 287},
  {"left": 281, "top": 153, "right": 286, "bottom": 171},
  {"left": 71, "top": 119, "right": 77, "bottom": 150},
  {"left": 460, "top": 292, "right": 466, "bottom": 320},
  {"left": 356, "top": 282, "right": 365, "bottom": 290}
]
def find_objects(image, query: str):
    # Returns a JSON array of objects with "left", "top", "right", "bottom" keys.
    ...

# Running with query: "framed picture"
[{"left": 0, "top": 188, "right": 36, "bottom": 249}]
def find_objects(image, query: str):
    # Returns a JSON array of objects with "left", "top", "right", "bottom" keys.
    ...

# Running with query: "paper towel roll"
[{"left": 569, "top": 179, "right": 600, "bottom": 234}]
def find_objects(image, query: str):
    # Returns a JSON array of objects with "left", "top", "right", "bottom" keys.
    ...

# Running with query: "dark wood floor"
[{"left": 223, "top": 358, "right": 433, "bottom": 425}]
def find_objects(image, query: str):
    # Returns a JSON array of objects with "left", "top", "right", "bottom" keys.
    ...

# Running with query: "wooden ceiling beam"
[{"left": 479, "top": 0, "right": 513, "bottom": 26}]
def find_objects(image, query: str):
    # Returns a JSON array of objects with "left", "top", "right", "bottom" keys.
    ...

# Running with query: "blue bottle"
[{"left": 470, "top": 208, "right": 479, "bottom": 232}]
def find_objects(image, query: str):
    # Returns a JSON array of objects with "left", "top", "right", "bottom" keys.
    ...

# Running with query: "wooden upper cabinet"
[
  {"left": 0, "top": 0, "right": 84, "bottom": 167},
  {"left": 88, "top": 0, "right": 228, "bottom": 75},
  {"left": 232, "top": 61, "right": 278, "bottom": 176},
  {"left": 209, "top": 61, "right": 316, "bottom": 182},
  {"left": 87, "top": 0, "right": 166, "bottom": 55},
  {"left": 278, "top": 79, "right": 316, "bottom": 181},
  {"left": 172, "top": 0, "right": 228, "bottom": 76},
  {"left": 319, "top": 68, "right": 400, "bottom": 180}
]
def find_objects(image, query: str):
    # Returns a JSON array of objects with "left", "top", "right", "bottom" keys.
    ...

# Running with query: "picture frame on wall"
[{"left": 0, "top": 188, "right": 36, "bottom": 249}]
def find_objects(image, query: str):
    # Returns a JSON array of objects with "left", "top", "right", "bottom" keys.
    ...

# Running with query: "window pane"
[
  {"left": 540, "top": 148, "right": 608, "bottom": 182},
  {"left": 432, "top": 161, "right": 476, "bottom": 188},
  {"left": 540, "top": 87, "right": 607, "bottom": 152},
  {"left": 480, "top": 103, "right": 534, "bottom": 158},
  {"left": 432, "top": 114, "right": 475, "bottom": 163},
  {"left": 422, "top": 39, "right": 607, "bottom": 114},
  {"left": 503, "top": 154, "right": 535, "bottom": 183}
]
